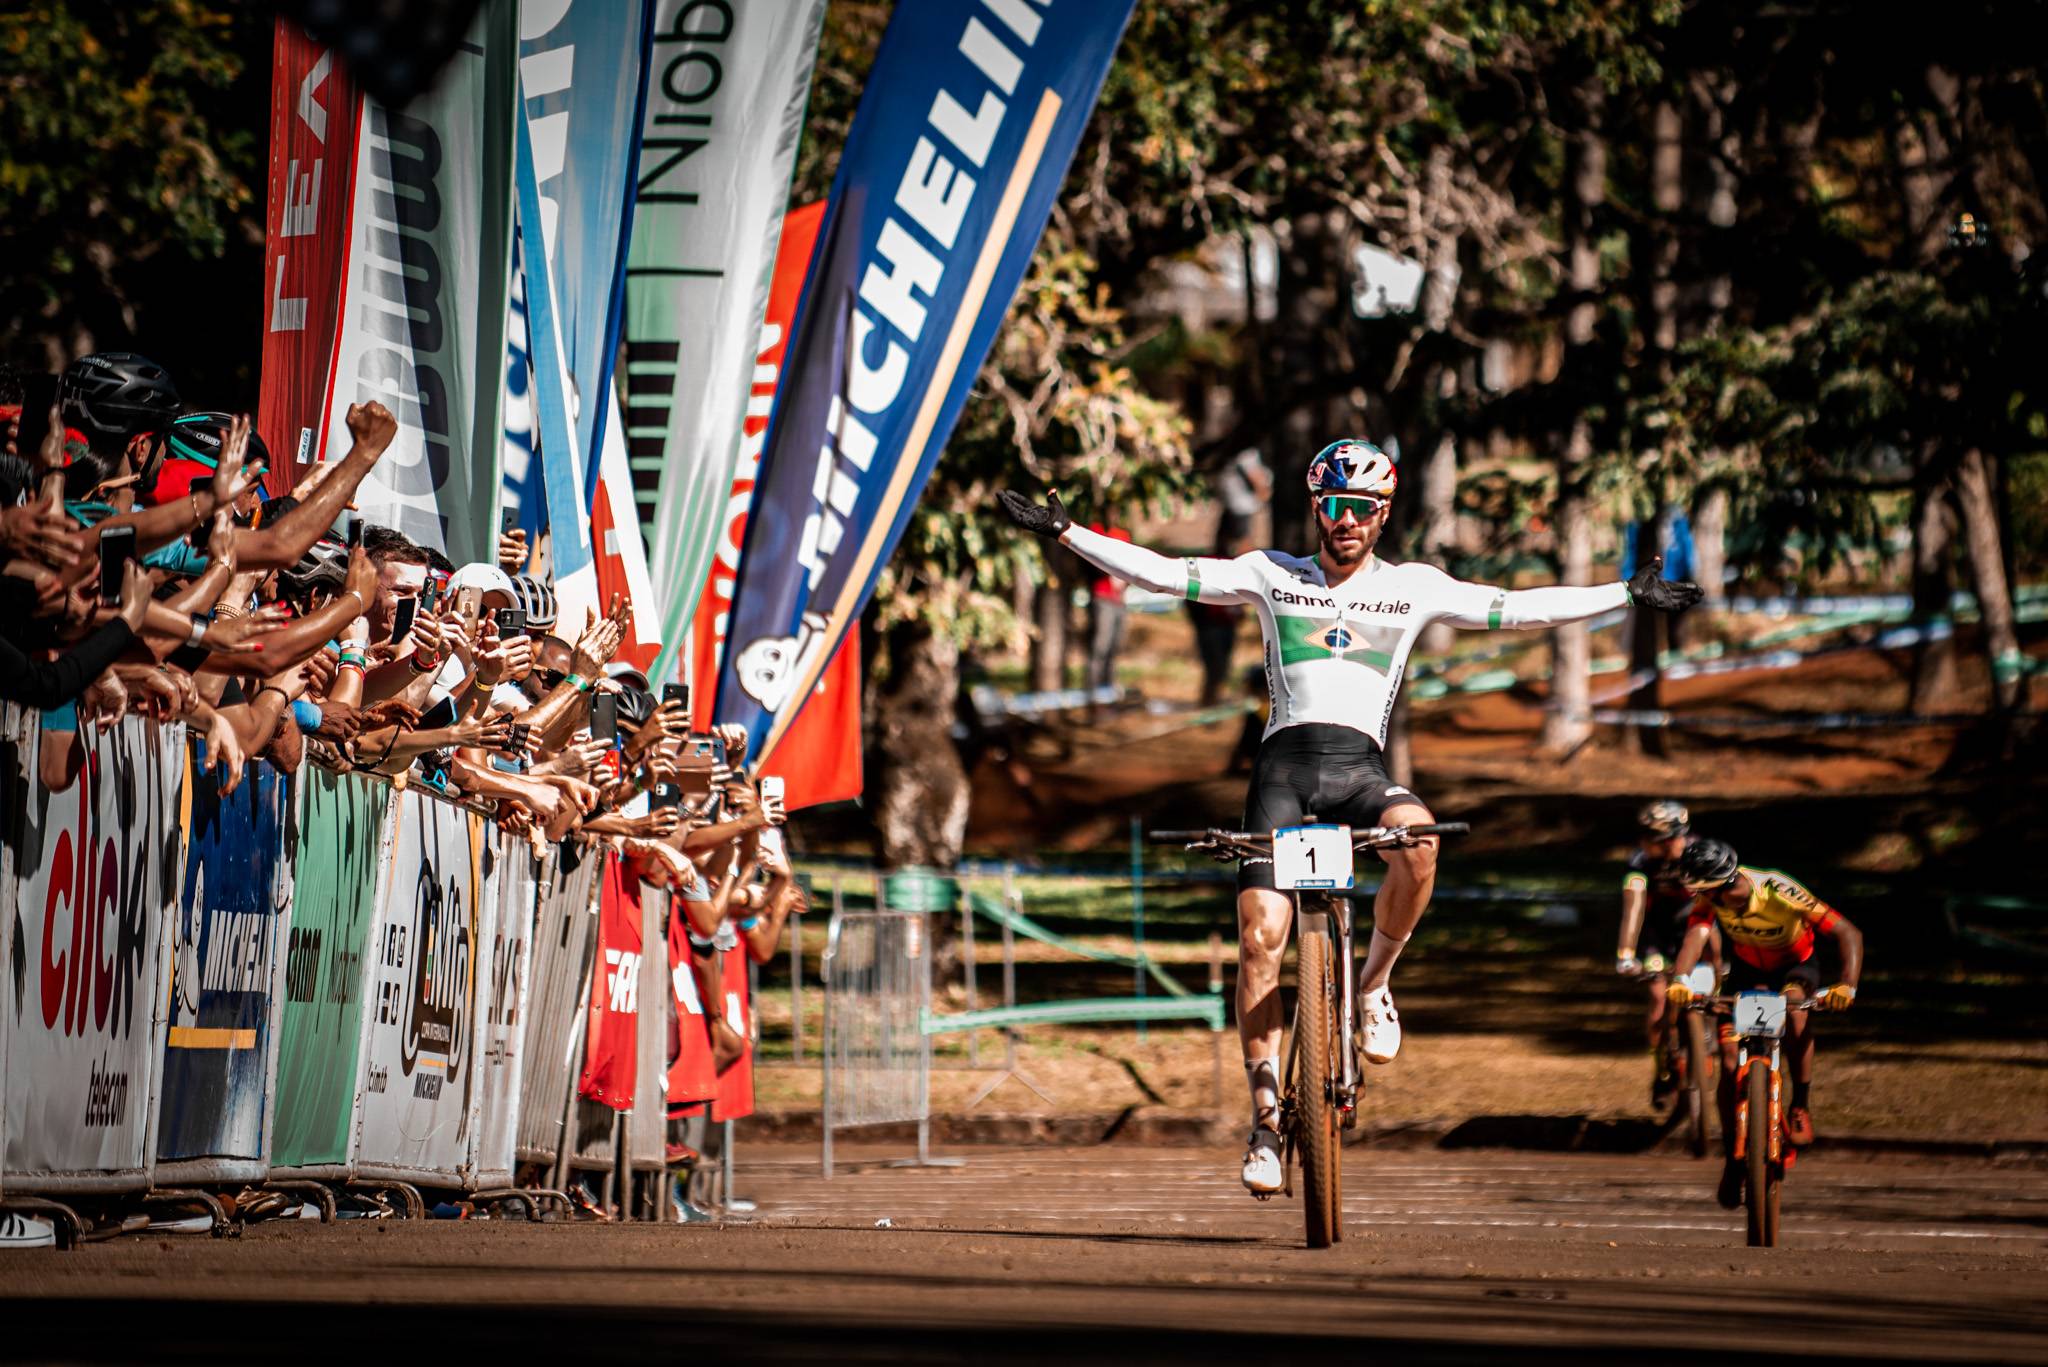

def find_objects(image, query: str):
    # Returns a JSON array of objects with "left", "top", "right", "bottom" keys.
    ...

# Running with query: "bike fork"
[{"left": 1332, "top": 895, "right": 1359, "bottom": 1114}]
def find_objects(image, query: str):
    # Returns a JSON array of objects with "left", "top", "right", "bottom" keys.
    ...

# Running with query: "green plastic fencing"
[
  {"left": 965, "top": 890, "right": 1192, "bottom": 1000},
  {"left": 924, "top": 996, "right": 1224, "bottom": 1036}
]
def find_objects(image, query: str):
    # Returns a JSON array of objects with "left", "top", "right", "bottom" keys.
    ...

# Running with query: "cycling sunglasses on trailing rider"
[{"left": 1316, "top": 493, "right": 1387, "bottom": 523}]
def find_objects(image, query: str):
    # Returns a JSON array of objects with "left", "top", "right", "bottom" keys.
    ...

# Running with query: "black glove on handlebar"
[
  {"left": 996, "top": 488, "right": 1072, "bottom": 539},
  {"left": 1626, "top": 555, "right": 1705, "bottom": 613}
]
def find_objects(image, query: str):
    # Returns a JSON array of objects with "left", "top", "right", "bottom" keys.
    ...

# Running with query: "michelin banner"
[
  {"left": 319, "top": 0, "right": 516, "bottom": 566},
  {"left": 624, "top": 0, "right": 829, "bottom": 686},
  {"left": 713, "top": 0, "right": 1136, "bottom": 760}
]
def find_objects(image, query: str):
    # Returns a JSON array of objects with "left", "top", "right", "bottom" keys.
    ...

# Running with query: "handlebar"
[
  {"left": 1681, "top": 994, "right": 1826, "bottom": 1013},
  {"left": 1150, "top": 822, "right": 1471, "bottom": 861}
]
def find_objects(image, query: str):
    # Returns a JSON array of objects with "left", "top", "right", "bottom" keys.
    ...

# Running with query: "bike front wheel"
[
  {"left": 1745, "top": 1062, "right": 1773, "bottom": 1247},
  {"left": 1295, "top": 926, "right": 1340, "bottom": 1249}
]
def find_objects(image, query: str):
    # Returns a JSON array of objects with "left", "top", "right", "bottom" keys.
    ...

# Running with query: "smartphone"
[
  {"left": 391, "top": 595, "right": 419, "bottom": 645},
  {"left": 590, "top": 692, "right": 618, "bottom": 743},
  {"left": 498, "top": 722, "right": 530, "bottom": 755},
  {"left": 759, "top": 775, "right": 785, "bottom": 807},
  {"left": 688, "top": 735, "right": 725, "bottom": 762},
  {"left": 662, "top": 682, "right": 689, "bottom": 712},
  {"left": 420, "top": 576, "right": 440, "bottom": 614},
  {"left": 11, "top": 372, "right": 58, "bottom": 458},
  {"left": 346, "top": 514, "right": 364, "bottom": 548},
  {"left": 494, "top": 607, "right": 527, "bottom": 638},
  {"left": 501, "top": 506, "right": 520, "bottom": 536},
  {"left": 98, "top": 525, "right": 137, "bottom": 605},
  {"left": 651, "top": 780, "right": 681, "bottom": 810}
]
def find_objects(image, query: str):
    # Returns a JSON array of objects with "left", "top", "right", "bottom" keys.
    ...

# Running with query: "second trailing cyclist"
[{"left": 999, "top": 439, "right": 1703, "bottom": 1196}]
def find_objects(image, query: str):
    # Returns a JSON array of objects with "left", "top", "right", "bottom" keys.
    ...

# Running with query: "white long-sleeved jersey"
[{"left": 1061, "top": 524, "right": 1627, "bottom": 747}]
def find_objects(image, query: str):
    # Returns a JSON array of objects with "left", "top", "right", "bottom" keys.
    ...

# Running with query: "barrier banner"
[
  {"left": 0, "top": 706, "right": 32, "bottom": 1199},
  {"left": 578, "top": 852, "right": 643, "bottom": 1110},
  {"left": 3, "top": 719, "right": 185, "bottom": 1189},
  {"left": 517, "top": 843, "right": 600, "bottom": 1165},
  {"left": 689, "top": 202, "right": 861, "bottom": 809},
  {"left": 709, "top": 937, "right": 754, "bottom": 1122},
  {"left": 356, "top": 788, "right": 496, "bottom": 1184},
  {"left": 714, "top": 0, "right": 1137, "bottom": 763},
  {"left": 666, "top": 900, "right": 715, "bottom": 1107},
  {"left": 272, "top": 765, "right": 390, "bottom": 1171},
  {"left": 475, "top": 841, "right": 537, "bottom": 1186},
  {"left": 626, "top": 883, "right": 668, "bottom": 1168},
  {"left": 626, "top": 0, "right": 829, "bottom": 684},
  {"left": 318, "top": 0, "right": 517, "bottom": 565},
  {"left": 156, "top": 756, "right": 297, "bottom": 1176},
  {"left": 258, "top": 20, "right": 361, "bottom": 493}
]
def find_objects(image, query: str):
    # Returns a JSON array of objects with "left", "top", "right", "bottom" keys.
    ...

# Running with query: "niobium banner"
[
  {"left": 712, "top": 0, "right": 1136, "bottom": 761},
  {"left": 624, "top": 0, "right": 829, "bottom": 687}
]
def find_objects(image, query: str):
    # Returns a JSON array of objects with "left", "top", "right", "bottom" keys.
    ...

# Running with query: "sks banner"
[
  {"left": 689, "top": 203, "right": 860, "bottom": 808},
  {"left": 258, "top": 21, "right": 360, "bottom": 494},
  {"left": 272, "top": 765, "right": 389, "bottom": 1171},
  {"left": 4, "top": 720, "right": 185, "bottom": 1185},
  {"left": 158, "top": 756, "right": 297, "bottom": 1173},
  {"left": 319, "top": 0, "right": 517, "bottom": 566},
  {"left": 624, "top": 0, "right": 829, "bottom": 687},
  {"left": 578, "top": 852, "right": 644, "bottom": 1111},
  {"left": 714, "top": 0, "right": 1136, "bottom": 761},
  {"left": 356, "top": 790, "right": 495, "bottom": 1182}
]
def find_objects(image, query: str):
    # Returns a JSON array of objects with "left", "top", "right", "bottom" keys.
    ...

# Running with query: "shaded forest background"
[{"left": 4, "top": 0, "right": 2044, "bottom": 867}]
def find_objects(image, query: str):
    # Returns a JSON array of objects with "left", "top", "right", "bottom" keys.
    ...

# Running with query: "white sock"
[
  {"left": 1360, "top": 927, "right": 1410, "bottom": 994},
  {"left": 1245, "top": 1058, "right": 1280, "bottom": 1129}
]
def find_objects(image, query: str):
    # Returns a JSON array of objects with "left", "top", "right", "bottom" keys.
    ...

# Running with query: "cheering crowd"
[{"left": 1, "top": 352, "right": 804, "bottom": 1212}]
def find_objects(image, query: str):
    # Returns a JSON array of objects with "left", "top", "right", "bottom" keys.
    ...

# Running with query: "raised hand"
[
  {"left": 344, "top": 401, "right": 398, "bottom": 457},
  {"left": 209, "top": 413, "right": 265, "bottom": 507},
  {"left": 996, "top": 488, "right": 1072, "bottom": 538},
  {"left": 1625, "top": 556, "right": 1705, "bottom": 613}
]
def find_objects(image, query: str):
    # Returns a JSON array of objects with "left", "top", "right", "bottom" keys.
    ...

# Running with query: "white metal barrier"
[{"left": 820, "top": 905, "right": 939, "bottom": 1177}]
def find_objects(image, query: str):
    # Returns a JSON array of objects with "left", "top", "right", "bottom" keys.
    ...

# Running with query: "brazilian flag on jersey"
[{"left": 1276, "top": 614, "right": 1402, "bottom": 672}]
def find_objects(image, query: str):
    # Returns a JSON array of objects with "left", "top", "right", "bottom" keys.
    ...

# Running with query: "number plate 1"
[
  {"left": 1733, "top": 991, "right": 1787, "bottom": 1039},
  {"left": 1273, "top": 825, "right": 1353, "bottom": 891}
]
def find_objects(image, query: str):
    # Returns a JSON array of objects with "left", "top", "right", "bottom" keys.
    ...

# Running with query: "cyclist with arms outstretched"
[{"left": 999, "top": 440, "right": 1703, "bottom": 1195}]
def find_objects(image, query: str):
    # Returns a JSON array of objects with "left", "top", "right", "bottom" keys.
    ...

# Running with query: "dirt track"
[{"left": 5, "top": 1143, "right": 2045, "bottom": 1364}]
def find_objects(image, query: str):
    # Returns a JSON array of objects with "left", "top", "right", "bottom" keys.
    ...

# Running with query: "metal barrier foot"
[
  {"left": 470, "top": 1188, "right": 542, "bottom": 1221},
  {"left": 349, "top": 1180, "right": 426, "bottom": 1220},
  {"left": 0, "top": 1197, "right": 85, "bottom": 1250},
  {"left": 141, "top": 1188, "right": 236, "bottom": 1238},
  {"left": 261, "top": 1181, "right": 338, "bottom": 1224}
]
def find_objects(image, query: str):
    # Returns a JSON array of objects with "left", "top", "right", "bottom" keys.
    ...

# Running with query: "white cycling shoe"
[
  {"left": 1360, "top": 984, "right": 1401, "bottom": 1064},
  {"left": 1241, "top": 1127, "right": 1284, "bottom": 1198}
]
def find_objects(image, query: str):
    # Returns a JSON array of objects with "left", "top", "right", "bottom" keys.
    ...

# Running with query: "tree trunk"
[
  {"left": 872, "top": 620, "right": 971, "bottom": 870},
  {"left": 1909, "top": 448, "right": 1961, "bottom": 711},
  {"left": 1953, "top": 447, "right": 2022, "bottom": 713},
  {"left": 1417, "top": 419, "right": 1459, "bottom": 655},
  {"left": 1541, "top": 84, "right": 1606, "bottom": 756},
  {"left": 1272, "top": 209, "right": 1352, "bottom": 552},
  {"left": 1692, "top": 486, "right": 1729, "bottom": 604},
  {"left": 1029, "top": 554, "right": 1069, "bottom": 694}
]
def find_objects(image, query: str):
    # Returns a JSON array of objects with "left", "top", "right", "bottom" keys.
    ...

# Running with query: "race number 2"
[{"left": 1273, "top": 825, "right": 1354, "bottom": 891}]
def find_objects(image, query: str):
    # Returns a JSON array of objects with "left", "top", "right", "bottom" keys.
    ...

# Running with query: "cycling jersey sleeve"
[
  {"left": 1414, "top": 565, "right": 1629, "bottom": 631},
  {"left": 1060, "top": 523, "right": 1260, "bottom": 605}
]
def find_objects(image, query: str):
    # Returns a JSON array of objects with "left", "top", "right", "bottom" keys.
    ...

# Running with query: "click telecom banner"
[
  {"left": 318, "top": 0, "right": 516, "bottom": 566},
  {"left": 623, "top": 0, "right": 829, "bottom": 688},
  {"left": 257, "top": 21, "right": 359, "bottom": 494},
  {"left": 714, "top": 0, "right": 1136, "bottom": 761}
]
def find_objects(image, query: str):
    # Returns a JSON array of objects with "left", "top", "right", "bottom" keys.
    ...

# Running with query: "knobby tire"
[
  {"left": 1296, "top": 927, "right": 1339, "bottom": 1250},
  {"left": 1746, "top": 1062, "right": 1772, "bottom": 1248},
  {"left": 1682, "top": 1011, "right": 1710, "bottom": 1159}
]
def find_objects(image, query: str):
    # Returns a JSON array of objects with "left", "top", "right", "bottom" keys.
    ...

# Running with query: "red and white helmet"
[{"left": 1305, "top": 439, "right": 1397, "bottom": 496}]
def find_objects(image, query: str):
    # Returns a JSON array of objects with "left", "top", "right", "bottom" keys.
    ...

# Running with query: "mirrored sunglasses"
[{"left": 1317, "top": 493, "right": 1387, "bottom": 523}]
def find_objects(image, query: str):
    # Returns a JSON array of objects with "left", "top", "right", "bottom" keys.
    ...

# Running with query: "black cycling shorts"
[
  {"left": 1237, "top": 724, "right": 1429, "bottom": 894},
  {"left": 1723, "top": 955, "right": 1822, "bottom": 996}
]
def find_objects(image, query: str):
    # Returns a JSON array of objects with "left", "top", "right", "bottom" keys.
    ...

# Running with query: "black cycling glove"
[
  {"left": 1626, "top": 556, "right": 1706, "bottom": 613},
  {"left": 995, "top": 488, "right": 1072, "bottom": 539}
]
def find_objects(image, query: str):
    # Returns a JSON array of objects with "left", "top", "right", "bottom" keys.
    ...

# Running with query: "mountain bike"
[
  {"left": 1644, "top": 956, "right": 1715, "bottom": 1158},
  {"left": 1686, "top": 991, "right": 1821, "bottom": 1247},
  {"left": 1153, "top": 820, "right": 1470, "bottom": 1250}
]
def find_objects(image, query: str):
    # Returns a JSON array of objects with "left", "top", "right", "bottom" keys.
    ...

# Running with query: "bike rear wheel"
[
  {"left": 1745, "top": 1062, "right": 1772, "bottom": 1248},
  {"left": 1295, "top": 927, "right": 1340, "bottom": 1250},
  {"left": 1682, "top": 1011, "right": 1710, "bottom": 1159}
]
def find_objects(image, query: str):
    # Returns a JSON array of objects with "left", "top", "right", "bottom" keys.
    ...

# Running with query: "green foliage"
[{"left": 0, "top": 2, "right": 257, "bottom": 358}]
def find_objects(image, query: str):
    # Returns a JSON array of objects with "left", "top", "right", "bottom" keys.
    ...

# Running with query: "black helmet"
[
  {"left": 1677, "top": 838, "right": 1741, "bottom": 891},
  {"left": 278, "top": 538, "right": 351, "bottom": 604},
  {"left": 1638, "top": 800, "right": 1690, "bottom": 837},
  {"left": 60, "top": 353, "right": 181, "bottom": 444},
  {"left": 165, "top": 411, "right": 271, "bottom": 473}
]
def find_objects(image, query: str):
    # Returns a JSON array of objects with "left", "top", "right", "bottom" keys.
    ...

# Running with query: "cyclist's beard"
[{"left": 1318, "top": 517, "right": 1380, "bottom": 568}]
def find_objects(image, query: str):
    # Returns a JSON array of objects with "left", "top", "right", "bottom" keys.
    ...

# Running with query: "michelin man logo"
[{"left": 735, "top": 613, "right": 831, "bottom": 713}]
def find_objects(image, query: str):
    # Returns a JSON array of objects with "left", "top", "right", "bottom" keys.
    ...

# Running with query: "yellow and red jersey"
[{"left": 1687, "top": 867, "right": 1841, "bottom": 970}]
